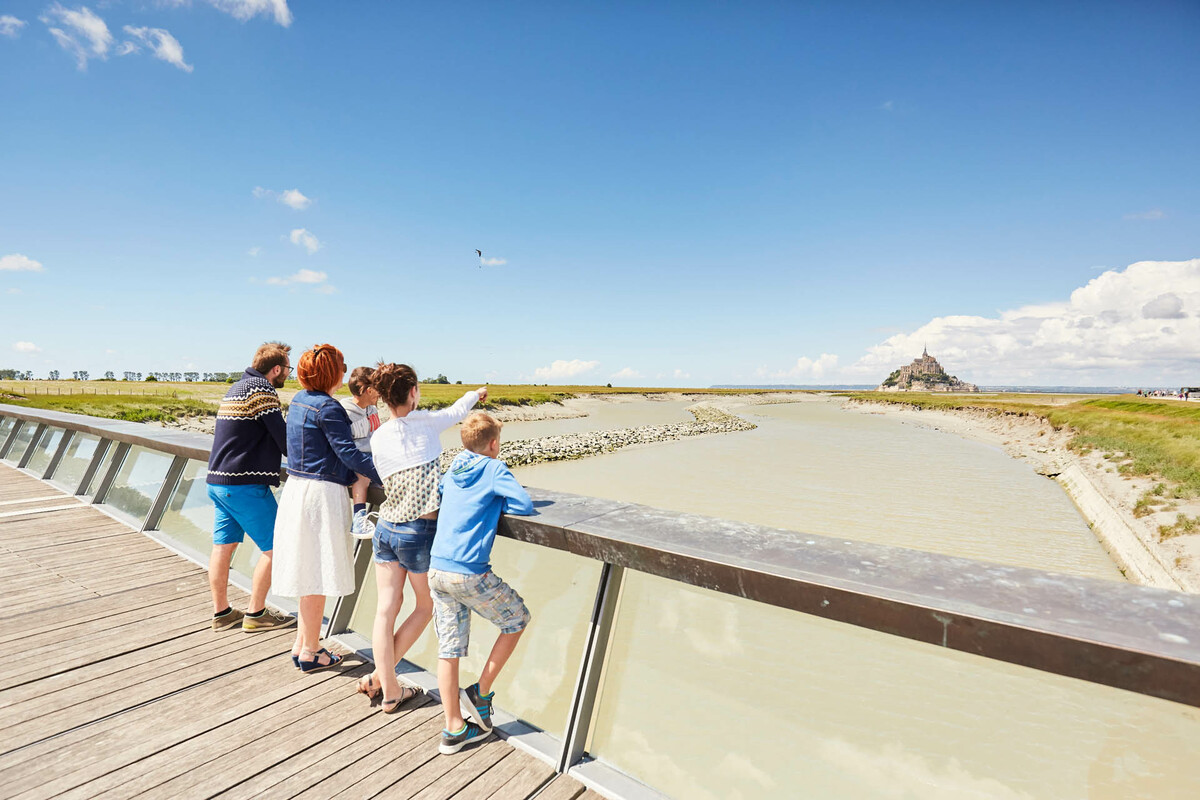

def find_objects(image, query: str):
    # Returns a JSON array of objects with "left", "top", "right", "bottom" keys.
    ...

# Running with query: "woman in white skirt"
[{"left": 274, "top": 344, "right": 381, "bottom": 672}]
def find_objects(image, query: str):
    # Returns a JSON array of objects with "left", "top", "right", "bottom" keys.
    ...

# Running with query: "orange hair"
[{"left": 297, "top": 344, "right": 345, "bottom": 393}]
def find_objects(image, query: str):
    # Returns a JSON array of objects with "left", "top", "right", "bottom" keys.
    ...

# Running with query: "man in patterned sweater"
[{"left": 205, "top": 342, "right": 297, "bottom": 632}]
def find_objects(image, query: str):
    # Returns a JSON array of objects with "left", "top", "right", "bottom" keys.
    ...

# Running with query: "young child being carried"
[
  {"left": 429, "top": 411, "right": 534, "bottom": 754},
  {"left": 340, "top": 366, "right": 382, "bottom": 539}
]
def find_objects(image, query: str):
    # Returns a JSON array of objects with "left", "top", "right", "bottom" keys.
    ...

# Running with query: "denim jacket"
[{"left": 285, "top": 390, "right": 381, "bottom": 486}]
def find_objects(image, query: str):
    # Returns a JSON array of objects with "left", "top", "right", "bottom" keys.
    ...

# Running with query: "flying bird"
[{"left": 475, "top": 249, "right": 482, "bottom": 257}]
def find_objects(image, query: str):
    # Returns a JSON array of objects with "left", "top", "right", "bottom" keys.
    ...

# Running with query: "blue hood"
[{"left": 431, "top": 450, "right": 534, "bottom": 574}]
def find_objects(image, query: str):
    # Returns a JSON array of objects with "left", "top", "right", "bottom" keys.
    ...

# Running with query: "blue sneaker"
[
  {"left": 439, "top": 721, "right": 491, "bottom": 754},
  {"left": 460, "top": 683, "right": 493, "bottom": 731},
  {"left": 350, "top": 509, "right": 376, "bottom": 540}
]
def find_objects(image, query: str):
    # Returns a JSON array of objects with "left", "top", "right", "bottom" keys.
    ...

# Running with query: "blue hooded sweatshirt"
[{"left": 431, "top": 451, "right": 534, "bottom": 574}]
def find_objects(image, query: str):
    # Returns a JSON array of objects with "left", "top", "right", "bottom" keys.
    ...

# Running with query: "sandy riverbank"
[{"left": 845, "top": 398, "right": 1200, "bottom": 593}]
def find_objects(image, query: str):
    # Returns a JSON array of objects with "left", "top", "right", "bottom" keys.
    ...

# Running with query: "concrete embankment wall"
[{"left": 1057, "top": 464, "right": 1186, "bottom": 591}]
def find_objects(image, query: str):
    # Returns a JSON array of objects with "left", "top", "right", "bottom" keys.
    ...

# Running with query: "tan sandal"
[
  {"left": 382, "top": 685, "right": 422, "bottom": 714},
  {"left": 357, "top": 673, "right": 380, "bottom": 699}
]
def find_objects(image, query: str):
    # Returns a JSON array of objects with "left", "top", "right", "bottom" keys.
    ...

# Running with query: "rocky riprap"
[{"left": 439, "top": 404, "right": 756, "bottom": 469}]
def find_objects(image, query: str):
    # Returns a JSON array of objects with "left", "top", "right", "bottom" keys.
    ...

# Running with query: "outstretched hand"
[{"left": 476, "top": 386, "right": 489, "bottom": 403}]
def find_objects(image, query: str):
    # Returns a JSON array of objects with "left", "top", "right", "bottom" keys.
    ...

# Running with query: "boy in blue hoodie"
[{"left": 429, "top": 411, "right": 534, "bottom": 754}]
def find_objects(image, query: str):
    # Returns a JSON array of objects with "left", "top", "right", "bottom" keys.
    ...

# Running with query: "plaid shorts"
[{"left": 428, "top": 569, "right": 531, "bottom": 658}]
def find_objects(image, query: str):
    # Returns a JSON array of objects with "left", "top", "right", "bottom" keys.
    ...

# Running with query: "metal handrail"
[{"left": 3, "top": 403, "right": 1200, "bottom": 793}]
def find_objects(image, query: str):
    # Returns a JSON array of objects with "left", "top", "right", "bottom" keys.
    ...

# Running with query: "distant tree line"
[{"left": 1, "top": 369, "right": 239, "bottom": 383}]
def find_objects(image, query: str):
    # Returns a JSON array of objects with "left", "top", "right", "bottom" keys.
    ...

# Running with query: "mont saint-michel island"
[{"left": 876, "top": 348, "right": 980, "bottom": 392}]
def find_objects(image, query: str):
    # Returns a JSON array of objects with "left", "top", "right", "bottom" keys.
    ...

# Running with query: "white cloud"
[
  {"left": 6, "top": 288, "right": 22, "bottom": 295},
  {"left": 533, "top": 359, "right": 599, "bottom": 381},
  {"left": 759, "top": 354, "right": 840, "bottom": 382},
  {"left": 247, "top": 246, "right": 262, "bottom": 257},
  {"left": 13, "top": 341, "right": 41, "bottom": 353},
  {"left": 881, "top": 100, "right": 894, "bottom": 111},
  {"left": 208, "top": 0, "right": 292, "bottom": 27},
  {"left": 839, "top": 258, "right": 1200, "bottom": 384},
  {"left": 254, "top": 186, "right": 312, "bottom": 210},
  {"left": 41, "top": 4, "right": 113, "bottom": 71},
  {"left": 611, "top": 367, "right": 641, "bottom": 380},
  {"left": 261, "top": 268, "right": 327, "bottom": 287},
  {"left": 0, "top": 15, "right": 27, "bottom": 38},
  {"left": 672, "top": 369, "right": 690, "bottom": 380},
  {"left": 121, "top": 26, "right": 193, "bottom": 72},
  {"left": 1124, "top": 209, "right": 1165, "bottom": 221},
  {"left": 314, "top": 285, "right": 337, "bottom": 295},
  {"left": 288, "top": 228, "right": 321, "bottom": 254},
  {"left": 1142, "top": 292, "right": 1186, "bottom": 320},
  {"left": 0, "top": 254, "right": 43, "bottom": 272},
  {"left": 480, "top": 257, "right": 507, "bottom": 266}
]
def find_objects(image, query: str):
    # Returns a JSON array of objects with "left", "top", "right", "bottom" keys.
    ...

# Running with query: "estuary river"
[{"left": 420, "top": 396, "right": 1195, "bottom": 800}]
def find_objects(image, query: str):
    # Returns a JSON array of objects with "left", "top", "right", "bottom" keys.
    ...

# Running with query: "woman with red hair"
[{"left": 273, "top": 343, "right": 381, "bottom": 672}]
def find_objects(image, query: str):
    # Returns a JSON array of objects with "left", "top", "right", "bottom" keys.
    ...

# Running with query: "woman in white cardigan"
[{"left": 356, "top": 362, "right": 486, "bottom": 712}]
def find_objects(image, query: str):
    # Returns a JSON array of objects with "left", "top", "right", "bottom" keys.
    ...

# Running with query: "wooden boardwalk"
[{"left": 0, "top": 464, "right": 598, "bottom": 800}]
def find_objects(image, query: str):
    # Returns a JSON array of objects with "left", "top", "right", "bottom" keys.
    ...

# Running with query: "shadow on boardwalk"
[{"left": 0, "top": 464, "right": 598, "bottom": 800}]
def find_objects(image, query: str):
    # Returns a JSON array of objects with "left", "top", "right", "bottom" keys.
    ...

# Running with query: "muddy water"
[
  {"left": 513, "top": 398, "right": 1120, "bottom": 578},
  {"left": 502, "top": 399, "right": 1200, "bottom": 799}
]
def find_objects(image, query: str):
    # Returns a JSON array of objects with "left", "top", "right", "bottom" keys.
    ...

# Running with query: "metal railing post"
[
  {"left": 93, "top": 442, "right": 131, "bottom": 504},
  {"left": 44, "top": 429, "right": 75, "bottom": 480},
  {"left": 143, "top": 455, "right": 188, "bottom": 532},
  {"left": 16, "top": 423, "right": 47, "bottom": 469},
  {"left": 0, "top": 419, "right": 21, "bottom": 459},
  {"left": 77, "top": 438, "right": 113, "bottom": 496},
  {"left": 324, "top": 539, "right": 374, "bottom": 639},
  {"left": 558, "top": 562, "right": 625, "bottom": 773}
]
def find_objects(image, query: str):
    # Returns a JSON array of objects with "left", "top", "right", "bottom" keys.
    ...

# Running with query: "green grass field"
[{"left": 845, "top": 391, "right": 1200, "bottom": 499}]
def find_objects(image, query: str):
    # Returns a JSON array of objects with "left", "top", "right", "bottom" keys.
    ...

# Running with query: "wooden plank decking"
[{"left": 0, "top": 463, "right": 601, "bottom": 800}]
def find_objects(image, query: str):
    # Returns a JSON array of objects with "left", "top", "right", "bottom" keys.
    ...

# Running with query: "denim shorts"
[
  {"left": 207, "top": 484, "right": 277, "bottom": 552},
  {"left": 428, "top": 569, "right": 531, "bottom": 658},
  {"left": 372, "top": 518, "right": 435, "bottom": 572}
]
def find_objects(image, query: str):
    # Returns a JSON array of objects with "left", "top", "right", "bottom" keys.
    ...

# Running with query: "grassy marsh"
[{"left": 846, "top": 391, "right": 1200, "bottom": 499}]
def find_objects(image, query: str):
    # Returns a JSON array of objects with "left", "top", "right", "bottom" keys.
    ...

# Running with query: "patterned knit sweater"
[{"left": 206, "top": 368, "right": 288, "bottom": 486}]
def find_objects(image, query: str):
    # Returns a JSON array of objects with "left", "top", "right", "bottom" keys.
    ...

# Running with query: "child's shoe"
[
  {"left": 460, "top": 683, "right": 494, "bottom": 731},
  {"left": 350, "top": 509, "right": 377, "bottom": 540},
  {"left": 439, "top": 721, "right": 491, "bottom": 754}
]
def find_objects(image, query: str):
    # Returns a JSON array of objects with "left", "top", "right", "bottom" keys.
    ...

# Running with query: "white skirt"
[{"left": 271, "top": 476, "right": 355, "bottom": 598}]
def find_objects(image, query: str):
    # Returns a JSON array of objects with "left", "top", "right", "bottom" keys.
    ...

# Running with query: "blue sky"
[{"left": 2, "top": 1, "right": 1198, "bottom": 386}]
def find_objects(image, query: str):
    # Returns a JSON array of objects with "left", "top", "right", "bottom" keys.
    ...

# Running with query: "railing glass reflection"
[
  {"left": 25, "top": 426, "right": 64, "bottom": 476},
  {"left": 345, "top": 536, "right": 603, "bottom": 739},
  {"left": 585, "top": 569, "right": 1200, "bottom": 800},
  {"left": 4, "top": 421, "right": 36, "bottom": 465},
  {"left": 49, "top": 433, "right": 101, "bottom": 492},
  {"left": 101, "top": 445, "right": 174, "bottom": 521}
]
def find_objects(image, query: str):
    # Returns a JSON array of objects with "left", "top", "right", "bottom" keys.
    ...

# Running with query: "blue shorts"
[
  {"left": 373, "top": 518, "right": 435, "bottom": 572},
  {"left": 207, "top": 484, "right": 278, "bottom": 552}
]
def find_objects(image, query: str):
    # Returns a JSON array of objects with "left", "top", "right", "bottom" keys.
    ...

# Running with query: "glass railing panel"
[
  {"left": 585, "top": 570, "right": 1200, "bottom": 800},
  {"left": 50, "top": 433, "right": 102, "bottom": 492},
  {"left": 24, "top": 426, "right": 64, "bottom": 476},
  {"left": 158, "top": 468, "right": 330, "bottom": 616},
  {"left": 81, "top": 441, "right": 117, "bottom": 496},
  {"left": 0, "top": 416, "right": 14, "bottom": 445},
  {"left": 3, "top": 422, "right": 36, "bottom": 465},
  {"left": 346, "top": 535, "right": 603, "bottom": 738},
  {"left": 101, "top": 445, "right": 174, "bottom": 522},
  {"left": 158, "top": 460, "right": 220, "bottom": 554}
]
